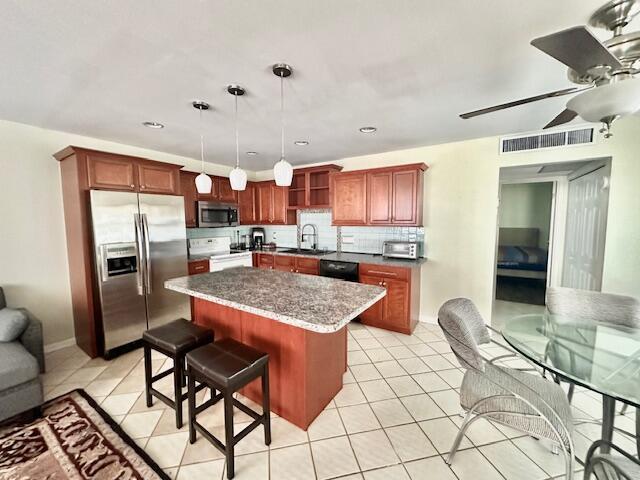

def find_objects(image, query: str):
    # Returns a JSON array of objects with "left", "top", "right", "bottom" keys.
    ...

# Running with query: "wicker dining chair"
[
  {"left": 438, "top": 298, "right": 576, "bottom": 479},
  {"left": 584, "top": 440, "right": 640, "bottom": 480}
]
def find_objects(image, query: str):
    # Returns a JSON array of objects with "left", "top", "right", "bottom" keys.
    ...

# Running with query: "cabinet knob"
[
  {"left": 290, "top": 268, "right": 294, "bottom": 272},
  {"left": 130, "top": 184, "right": 135, "bottom": 188},
  {"left": 141, "top": 185, "right": 145, "bottom": 189}
]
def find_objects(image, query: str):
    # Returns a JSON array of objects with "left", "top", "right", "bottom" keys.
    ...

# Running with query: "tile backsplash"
[{"left": 187, "top": 211, "right": 425, "bottom": 256}]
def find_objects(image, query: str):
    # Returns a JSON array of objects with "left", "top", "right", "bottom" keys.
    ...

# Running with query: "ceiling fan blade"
[
  {"left": 459, "top": 87, "right": 581, "bottom": 119},
  {"left": 531, "top": 26, "right": 622, "bottom": 75},
  {"left": 544, "top": 109, "right": 578, "bottom": 129}
]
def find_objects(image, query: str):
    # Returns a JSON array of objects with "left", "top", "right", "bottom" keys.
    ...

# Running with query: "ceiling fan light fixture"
[{"left": 567, "top": 77, "right": 640, "bottom": 123}]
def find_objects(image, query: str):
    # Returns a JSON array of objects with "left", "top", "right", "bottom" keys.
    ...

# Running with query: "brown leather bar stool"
[
  {"left": 186, "top": 338, "right": 271, "bottom": 479},
  {"left": 142, "top": 318, "right": 213, "bottom": 428}
]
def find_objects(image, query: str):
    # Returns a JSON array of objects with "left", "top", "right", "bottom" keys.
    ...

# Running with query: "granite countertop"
[
  {"left": 187, "top": 254, "right": 211, "bottom": 262},
  {"left": 165, "top": 267, "right": 385, "bottom": 333},
  {"left": 254, "top": 248, "right": 426, "bottom": 269}
]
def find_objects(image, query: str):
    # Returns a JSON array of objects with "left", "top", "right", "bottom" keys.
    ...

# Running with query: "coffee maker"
[{"left": 250, "top": 227, "right": 266, "bottom": 250}]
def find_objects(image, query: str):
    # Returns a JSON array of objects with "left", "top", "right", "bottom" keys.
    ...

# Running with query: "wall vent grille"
[{"left": 500, "top": 127, "right": 594, "bottom": 154}]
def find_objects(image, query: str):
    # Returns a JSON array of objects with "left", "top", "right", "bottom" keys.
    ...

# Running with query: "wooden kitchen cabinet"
[
  {"left": 86, "top": 152, "right": 137, "bottom": 191},
  {"left": 332, "top": 163, "right": 427, "bottom": 226},
  {"left": 331, "top": 171, "right": 368, "bottom": 225},
  {"left": 137, "top": 161, "right": 181, "bottom": 195},
  {"left": 358, "top": 263, "right": 420, "bottom": 334},
  {"left": 256, "top": 253, "right": 274, "bottom": 269},
  {"left": 180, "top": 171, "right": 198, "bottom": 227},
  {"left": 295, "top": 257, "right": 319, "bottom": 275},
  {"left": 216, "top": 176, "right": 238, "bottom": 203},
  {"left": 288, "top": 164, "right": 343, "bottom": 209},
  {"left": 254, "top": 181, "right": 294, "bottom": 225},
  {"left": 188, "top": 259, "right": 209, "bottom": 275},
  {"left": 274, "top": 254, "right": 296, "bottom": 272},
  {"left": 238, "top": 183, "right": 257, "bottom": 225}
]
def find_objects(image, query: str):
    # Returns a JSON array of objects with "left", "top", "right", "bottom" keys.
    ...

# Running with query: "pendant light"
[
  {"left": 273, "top": 63, "right": 293, "bottom": 186},
  {"left": 228, "top": 85, "right": 247, "bottom": 191},
  {"left": 193, "top": 101, "right": 212, "bottom": 194}
]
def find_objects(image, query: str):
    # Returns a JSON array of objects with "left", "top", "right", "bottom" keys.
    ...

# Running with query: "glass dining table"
[{"left": 501, "top": 313, "right": 640, "bottom": 454}]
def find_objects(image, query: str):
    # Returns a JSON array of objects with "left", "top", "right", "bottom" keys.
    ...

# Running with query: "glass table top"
[{"left": 502, "top": 313, "right": 640, "bottom": 408}]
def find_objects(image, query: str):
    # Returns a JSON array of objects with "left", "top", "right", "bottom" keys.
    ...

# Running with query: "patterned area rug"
[{"left": 0, "top": 389, "right": 169, "bottom": 479}]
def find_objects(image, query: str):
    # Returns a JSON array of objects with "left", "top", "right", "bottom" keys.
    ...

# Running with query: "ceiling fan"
[{"left": 460, "top": 0, "right": 640, "bottom": 137}]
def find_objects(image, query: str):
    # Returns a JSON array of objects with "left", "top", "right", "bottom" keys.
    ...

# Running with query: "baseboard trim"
[
  {"left": 418, "top": 315, "right": 437, "bottom": 324},
  {"left": 44, "top": 337, "right": 76, "bottom": 353}
]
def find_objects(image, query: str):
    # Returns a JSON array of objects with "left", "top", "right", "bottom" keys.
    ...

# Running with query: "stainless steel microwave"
[
  {"left": 382, "top": 241, "right": 421, "bottom": 260},
  {"left": 197, "top": 202, "right": 239, "bottom": 227}
]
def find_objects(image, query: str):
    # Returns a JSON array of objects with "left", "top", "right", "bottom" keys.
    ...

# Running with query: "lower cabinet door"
[
  {"left": 274, "top": 254, "right": 295, "bottom": 272},
  {"left": 358, "top": 275, "right": 385, "bottom": 326},
  {"left": 383, "top": 278, "right": 409, "bottom": 330}
]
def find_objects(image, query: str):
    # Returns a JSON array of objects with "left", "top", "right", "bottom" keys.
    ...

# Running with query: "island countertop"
[{"left": 165, "top": 267, "right": 386, "bottom": 333}]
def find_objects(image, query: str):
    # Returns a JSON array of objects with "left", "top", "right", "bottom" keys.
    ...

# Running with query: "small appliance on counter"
[
  {"left": 250, "top": 227, "right": 266, "bottom": 249},
  {"left": 382, "top": 241, "right": 422, "bottom": 260},
  {"left": 188, "top": 237, "right": 253, "bottom": 271}
]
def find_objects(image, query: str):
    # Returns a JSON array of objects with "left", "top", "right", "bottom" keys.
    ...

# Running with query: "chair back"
[
  {"left": 438, "top": 298, "right": 490, "bottom": 371},
  {"left": 547, "top": 287, "right": 640, "bottom": 328}
]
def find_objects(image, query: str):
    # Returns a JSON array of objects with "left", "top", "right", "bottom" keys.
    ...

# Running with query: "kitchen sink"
[{"left": 278, "top": 248, "right": 335, "bottom": 256}]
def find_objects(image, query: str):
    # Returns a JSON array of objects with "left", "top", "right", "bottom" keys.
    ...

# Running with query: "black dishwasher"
[{"left": 319, "top": 260, "right": 359, "bottom": 282}]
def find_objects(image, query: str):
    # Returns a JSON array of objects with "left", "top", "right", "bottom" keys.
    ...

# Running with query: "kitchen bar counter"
[
  {"left": 165, "top": 267, "right": 385, "bottom": 429},
  {"left": 165, "top": 267, "right": 385, "bottom": 333}
]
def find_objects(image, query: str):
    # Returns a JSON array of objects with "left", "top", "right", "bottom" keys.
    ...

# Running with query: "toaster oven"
[{"left": 382, "top": 241, "right": 421, "bottom": 260}]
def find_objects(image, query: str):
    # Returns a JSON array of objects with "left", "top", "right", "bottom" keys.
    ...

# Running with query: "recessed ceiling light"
[
  {"left": 359, "top": 126, "right": 377, "bottom": 133},
  {"left": 142, "top": 121, "right": 164, "bottom": 129},
  {"left": 246, "top": 151, "right": 258, "bottom": 156},
  {"left": 294, "top": 140, "right": 309, "bottom": 146}
]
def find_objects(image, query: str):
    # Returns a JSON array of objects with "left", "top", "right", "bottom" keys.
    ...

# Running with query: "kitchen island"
[{"left": 165, "top": 267, "right": 385, "bottom": 429}]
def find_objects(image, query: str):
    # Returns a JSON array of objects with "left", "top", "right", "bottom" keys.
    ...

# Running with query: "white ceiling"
[{"left": 1, "top": 0, "right": 637, "bottom": 170}]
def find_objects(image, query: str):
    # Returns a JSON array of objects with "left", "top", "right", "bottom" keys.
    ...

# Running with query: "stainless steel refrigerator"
[{"left": 90, "top": 190, "right": 190, "bottom": 356}]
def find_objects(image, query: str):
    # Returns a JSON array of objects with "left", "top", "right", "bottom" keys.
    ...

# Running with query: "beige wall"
[
  {"left": 499, "top": 182, "right": 553, "bottom": 248},
  {"left": 2, "top": 117, "right": 639, "bottom": 347},
  {"left": 258, "top": 117, "right": 640, "bottom": 322},
  {"left": 0, "top": 119, "right": 235, "bottom": 346}
]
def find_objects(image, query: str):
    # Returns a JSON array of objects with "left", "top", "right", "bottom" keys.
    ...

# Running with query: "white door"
[{"left": 562, "top": 164, "right": 611, "bottom": 290}]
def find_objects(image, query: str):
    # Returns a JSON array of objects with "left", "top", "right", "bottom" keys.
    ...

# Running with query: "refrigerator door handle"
[
  {"left": 134, "top": 213, "right": 146, "bottom": 295},
  {"left": 142, "top": 213, "right": 152, "bottom": 294}
]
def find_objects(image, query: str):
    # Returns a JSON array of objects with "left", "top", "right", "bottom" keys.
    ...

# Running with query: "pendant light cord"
[
  {"left": 199, "top": 107, "right": 205, "bottom": 174},
  {"left": 234, "top": 92, "right": 240, "bottom": 169},
  {"left": 280, "top": 72, "right": 285, "bottom": 161}
]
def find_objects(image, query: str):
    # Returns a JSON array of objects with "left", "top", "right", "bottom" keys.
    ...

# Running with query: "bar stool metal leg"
[
  {"left": 262, "top": 365, "right": 271, "bottom": 445},
  {"left": 174, "top": 355, "right": 183, "bottom": 428},
  {"left": 224, "top": 391, "right": 235, "bottom": 479},
  {"left": 188, "top": 366, "right": 196, "bottom": 444},
  {"left": 144, "top": 345, "right": 152, "bottom": 407}
]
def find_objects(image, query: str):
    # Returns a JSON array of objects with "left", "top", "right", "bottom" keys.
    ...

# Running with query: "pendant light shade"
[
  {"left": 272, "top": 63, "right": 293, "bottom": 187},
  {"left": 195, "top": 172, "right": 212, "bottom": 194},
  {"left": 274, "top": 158, "right": 293, "bottom": 186},
  {"left": 228, "top": 85, "right": 247, "bottom": 191},
  {"left": 193, "top": 101, "right": 212, "bottom": 194},
  {"left": 229, "top": 167, "right": 247, "bottom": 190}
]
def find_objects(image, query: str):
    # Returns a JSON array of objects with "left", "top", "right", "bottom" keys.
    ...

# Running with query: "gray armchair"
[
  {"left": 0, "top": 287, "right": 45, "bottom": 422},
  {"left": 438, "top": 298, "right": 576, "bottom": 479}
]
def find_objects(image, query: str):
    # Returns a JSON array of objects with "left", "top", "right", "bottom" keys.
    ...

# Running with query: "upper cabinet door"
[
  {"left": 87, "top": 154, "right": 136, "bottom": 191},
  {"left": 137, "top": 163, "right": 180, "bottom": 195},
  {"left": 331, "top": 171, "right": 368, "bottom": 225},
  {"left": 271, "top": 185, "right": 288, "bottom": 224},
  {"left": 218, "top": 177, "right": 238, "bottom": 203},
  {"left": 392, "top": 169, "right": 419, "bottom": 224},
  {"left": 180, "top": 172, "right": 198, "bottom": 227},
  {"left": 367, "top": 171, "right": 393, "bottom": 224},
  {"left": 238, "top": 184, "right": 256, "bottom": 225},
  {"left": 257, "top": 183, "right": 273, "bottom": 224}
]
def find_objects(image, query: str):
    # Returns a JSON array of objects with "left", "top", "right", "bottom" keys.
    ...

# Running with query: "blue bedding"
[{"left": 497, "top": 246, "right": 548, "bottom": 272}]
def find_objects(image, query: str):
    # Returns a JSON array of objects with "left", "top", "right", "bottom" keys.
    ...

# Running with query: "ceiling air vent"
[{"left": 500, "top": 127, "right": 594, "bottom": 154}]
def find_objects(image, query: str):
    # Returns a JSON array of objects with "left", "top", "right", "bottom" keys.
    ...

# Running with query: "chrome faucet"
[{"left": 301, "top": 223, "right": 318, "bottom": 251}]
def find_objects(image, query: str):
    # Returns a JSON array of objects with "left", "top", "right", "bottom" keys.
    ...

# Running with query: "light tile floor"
[{"left": 41, "top": 321, "right": 633, "bottom": 480}]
